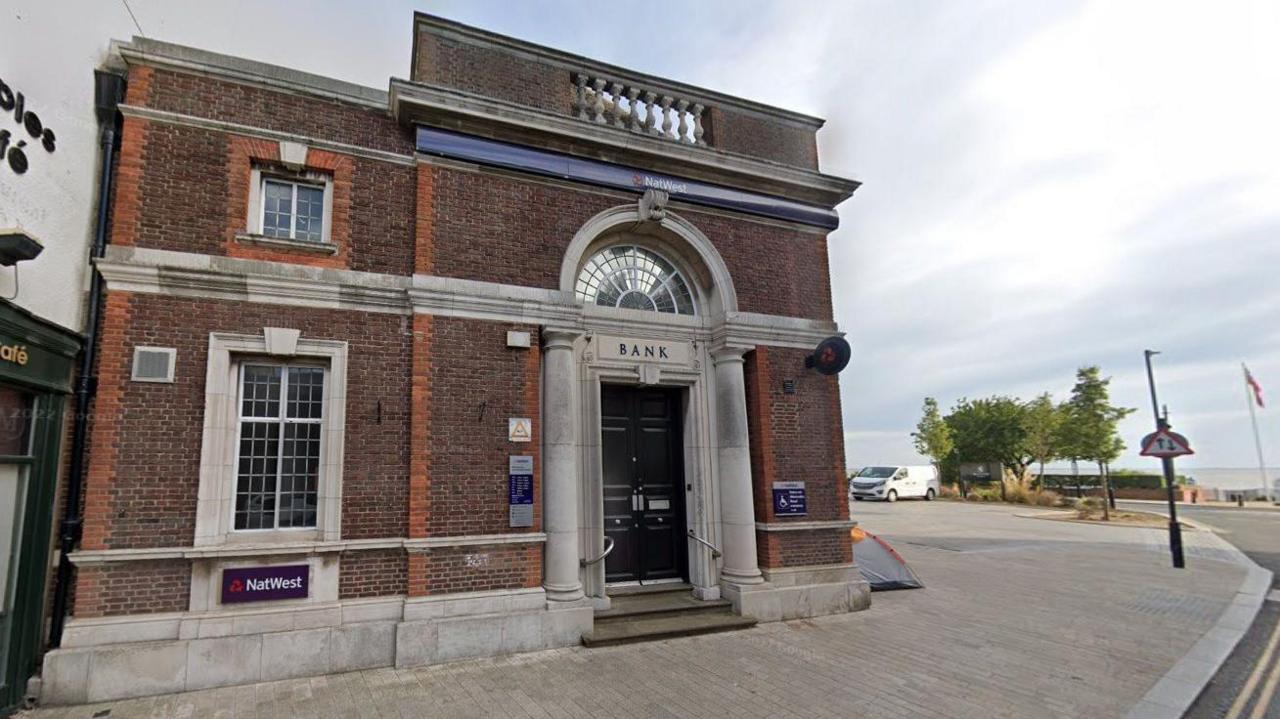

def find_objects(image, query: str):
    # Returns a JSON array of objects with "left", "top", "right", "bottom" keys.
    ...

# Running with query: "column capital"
[
  {"left": 710, "top": 343, "right": 753, "bottom": 365},
  {"left": 541, "top": 326, "right": 583, "bottom": 350}
]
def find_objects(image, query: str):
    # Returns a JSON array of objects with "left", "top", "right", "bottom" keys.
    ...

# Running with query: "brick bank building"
[{"left": 42, "top": 15, "right": 863, "bottom": 703}]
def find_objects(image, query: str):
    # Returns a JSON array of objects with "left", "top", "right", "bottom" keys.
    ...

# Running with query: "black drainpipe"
[{"left": 48, "top": 69, "right": 126, "bottom": 649}]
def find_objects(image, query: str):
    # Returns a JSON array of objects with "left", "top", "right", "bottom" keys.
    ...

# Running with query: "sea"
[
  {"left": 1043, "top": 464, "right": 1279, "bottom": 492},
  {"left": 1161, "top": 466, "right": 1279, "bottom": 492}
]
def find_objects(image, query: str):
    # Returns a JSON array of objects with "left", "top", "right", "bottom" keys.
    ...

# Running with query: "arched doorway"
[{"left": 541, "top": 200, "right": 762, "bottom": 609}]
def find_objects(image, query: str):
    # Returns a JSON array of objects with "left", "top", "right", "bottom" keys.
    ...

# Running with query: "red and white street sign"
[{"left": 1139, "top": 428, "right": 1194, "bottom": 458}]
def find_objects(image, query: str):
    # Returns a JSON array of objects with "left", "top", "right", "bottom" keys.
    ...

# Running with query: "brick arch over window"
[{"left": 559, "top": 205, "right": 739, "bottom": 317}]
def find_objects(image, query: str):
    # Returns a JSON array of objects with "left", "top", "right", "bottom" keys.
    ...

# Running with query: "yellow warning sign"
[{"left": 508, "top": 417, "right": 532, "bottom": 443}]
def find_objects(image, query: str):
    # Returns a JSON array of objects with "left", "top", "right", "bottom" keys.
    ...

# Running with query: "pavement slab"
[{"left": 29, "top": 501, "right": 1253, "bottom": 719}]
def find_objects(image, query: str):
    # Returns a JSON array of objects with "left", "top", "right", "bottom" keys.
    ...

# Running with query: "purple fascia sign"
[{"left": 221, "top": 564, "right": 309, "bottom": 604}]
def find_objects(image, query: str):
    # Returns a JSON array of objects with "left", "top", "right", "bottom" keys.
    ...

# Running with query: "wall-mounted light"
[
  {"left": 0, "top": 230, "right": 43, "bottom": 266},
  {"left": 805, "top": 335, "right": 852, "bottom": 375}
]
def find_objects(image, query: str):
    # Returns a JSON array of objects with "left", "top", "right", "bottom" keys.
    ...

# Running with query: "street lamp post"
[{"left": 1143, "top": 350, "right": 1185, "bottom": 569}]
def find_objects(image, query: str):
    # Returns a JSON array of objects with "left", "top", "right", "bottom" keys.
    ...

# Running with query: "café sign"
[{"left": 0, "top": 75, "right": 58, "bottom": 175}]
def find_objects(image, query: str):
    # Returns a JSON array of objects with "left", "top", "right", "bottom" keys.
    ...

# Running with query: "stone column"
[
  {"left": 542, "top": 328, "right": 585, "bottom": 602},
  {"left": 712, "top": 345, "right": 764, "bottom": 585}
]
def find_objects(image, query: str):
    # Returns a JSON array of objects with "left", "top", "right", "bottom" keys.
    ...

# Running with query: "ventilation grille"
[{"left": 131, "top": 347, "right": 175, "bottom": 383}]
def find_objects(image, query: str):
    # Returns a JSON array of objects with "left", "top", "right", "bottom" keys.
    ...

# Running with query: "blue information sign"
[
  {"left": 772, "top": 481, "right": 807, "bottom": 516},
  {"left": 509, "top": 474, "right": 533, "bottom": 505},
  {"left": 509, "top": 455, "right": 534, "bottom": 527}
]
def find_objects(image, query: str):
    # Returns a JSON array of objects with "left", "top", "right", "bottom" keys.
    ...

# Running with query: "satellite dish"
[{"left": 805, "top": 336, "right": 851, "bottom": 375}]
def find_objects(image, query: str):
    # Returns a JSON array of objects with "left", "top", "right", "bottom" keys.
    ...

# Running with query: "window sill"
[
  {"left": 235, "top": 232, "right": 338, "bottom": 255},
  {"left": 68, "top": 537, "right": 405, "bottom": 565}
]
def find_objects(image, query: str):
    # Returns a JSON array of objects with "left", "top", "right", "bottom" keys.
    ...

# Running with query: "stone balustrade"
[{"left": 572, "top": 73, "right": 707, "bottom": 146}]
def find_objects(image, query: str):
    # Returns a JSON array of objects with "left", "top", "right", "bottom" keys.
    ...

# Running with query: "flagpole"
[{"left": 1243, "top": 363, "right": 1270, "bottom": 502}]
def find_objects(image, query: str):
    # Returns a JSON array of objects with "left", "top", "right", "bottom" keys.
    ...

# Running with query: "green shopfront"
[{"left": 0, "top": 300, "right": 78, "bottom": 713}]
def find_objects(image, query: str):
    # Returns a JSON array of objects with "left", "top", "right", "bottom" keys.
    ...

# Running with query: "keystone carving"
[{"left": 638, "top": 189, "right": 669, "bottom": 223}]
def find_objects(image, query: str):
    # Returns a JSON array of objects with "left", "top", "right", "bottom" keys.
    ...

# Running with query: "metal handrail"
[
  {"left": 580, "top": 537, "right": 615, "bottom": 567},
  {"left": 687, "top": 529, "right": 722, "bottom": 559}
]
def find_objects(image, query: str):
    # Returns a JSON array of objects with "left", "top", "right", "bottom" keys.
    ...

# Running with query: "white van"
[{"left": 849, "top": 465, "right": 939, "bottom": 502}]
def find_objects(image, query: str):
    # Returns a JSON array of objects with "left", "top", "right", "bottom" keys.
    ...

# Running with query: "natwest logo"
[
  {"left": 632, "top": 173, "right": 687, "bottom": 195},
  {"left": 244, "top": 576, "right": 304, "bottom": 591},
  {"left": 221, "top": 565, "right": 308, "bottom": 604}
]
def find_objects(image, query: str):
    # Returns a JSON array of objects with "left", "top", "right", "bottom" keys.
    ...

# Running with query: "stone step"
[
  {"left": 605, "top": 582, "right": 693, "bottom": 597},
  {"left": 595, "top": 591, "right": 733, "bottom": 620},
  {"left": 583, "top": 609, "right": 756, "bottom": 647}
]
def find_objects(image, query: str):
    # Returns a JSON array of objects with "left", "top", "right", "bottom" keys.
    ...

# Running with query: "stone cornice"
[
  {"left": 391, "top": 79, "right": 858, "bottom": 209},
  {"left": 406, "top": 276, "right": 580, "bottom": 326},
  {"left": 119, "top": 104, "right": 415, "bottom": 167},
  {"left": 95, "top": 246, "right": 838, "bottom": 349},
  {"left": 402, "top": 533, "right": 547, "bottom": 550},
  {"left": 714, "top": 312, "right": 840, "bottom": 350},
  {"left": 70, "top": 538, "right": 402, "bottom": 566},
  {"left": 112, "top": 37, "right": 386, "bottom": 109},
  {"left": 70, "top": 533, "right": 549, "bottom": 565}
]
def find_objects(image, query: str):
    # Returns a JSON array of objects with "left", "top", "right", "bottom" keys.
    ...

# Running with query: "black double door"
[{"left": 601, "top": 385, "right": 686, "bottom": 583}]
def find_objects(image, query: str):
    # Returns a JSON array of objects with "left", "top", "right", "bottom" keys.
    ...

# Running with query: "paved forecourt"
[{"left": 32, "top": 502, "right": 1252, "bottom": 719}]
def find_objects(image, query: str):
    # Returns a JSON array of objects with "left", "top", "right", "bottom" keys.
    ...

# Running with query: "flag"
[{"left": 1245, "top": 365, "right": 1265, "bottom": 408}]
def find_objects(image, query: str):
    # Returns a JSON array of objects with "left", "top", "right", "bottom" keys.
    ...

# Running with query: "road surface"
[{"left": 1118, "top": 500, "right": 1279, "bottom": 719}]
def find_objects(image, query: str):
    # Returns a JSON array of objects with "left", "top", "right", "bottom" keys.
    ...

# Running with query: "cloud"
[{"left": 26, "top": 0, "right": 1278, "bottom": 473}]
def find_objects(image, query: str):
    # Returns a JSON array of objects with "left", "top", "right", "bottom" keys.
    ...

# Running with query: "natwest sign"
[{"left": 221, "top": 564, "right": 309, "bottom": 604}]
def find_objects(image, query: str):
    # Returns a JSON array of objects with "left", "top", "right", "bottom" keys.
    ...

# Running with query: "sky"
[{"left": 12, "top": 0, "right": 1280, "bottom": 477}]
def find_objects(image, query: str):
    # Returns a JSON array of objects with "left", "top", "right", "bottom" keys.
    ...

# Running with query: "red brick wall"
[
  {"left": 74, "top": 561, "right": 189, "bottom": 618},
  {"left": 339, "top": 549, "right": 408, "bottom": 599},
  {"left": 427, "top": 165, "right": 604, "bottom": 289},
  {"left": 757, "top": 530, "right": 851, "bottom": 570},
  {"left": 413, "top": 543, "right": 541, "bottom": 595},
  {"left": 81, "top": 292, "right": 412, "bottom": 550},
  {"left": 140, "top": 67, "right": 412, "bottom": 156},
  {"left": 428, "top": 165, "right": 835, "bottom": 321},
  {"left": 115, "top": 118, "right": 414, "bottom": 276},
  {"left": 706, "top": 107, "right": 820, "bottom": 170},
  {"left": 222, "top": 139, "right": 354, "bottom": 269},
  {"left": 686, "top": 210, "right": 832, "bottom": 322},
  {"left": 744, "top": 346, "right": 850, "bottom": 569},
  {"left": 420, "top": 317, "right": 541, "bottom": 537},
  {"left": 414, "top": 30, "right": 571, "bottom": 115},
  {"left": 122, "top": 63, "right": 834, "bottom": 320},
  {"left": 81, "top": 292, "right": 132, "bottom": 551},
  {"left": 414, "top": 162, "right": 435, "bottom": 275}
]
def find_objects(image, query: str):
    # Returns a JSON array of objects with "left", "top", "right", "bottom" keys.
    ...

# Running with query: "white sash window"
[{"left": 234, "top": 363, "right": 326, "bottom": 531}]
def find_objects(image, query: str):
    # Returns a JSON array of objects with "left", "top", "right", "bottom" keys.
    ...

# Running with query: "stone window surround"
[
  {"left": 244, "top": 165, "right": 335, "bottom": 248},
  {"left": 194, "top": 328, "right": 348, "bottom": 547}
]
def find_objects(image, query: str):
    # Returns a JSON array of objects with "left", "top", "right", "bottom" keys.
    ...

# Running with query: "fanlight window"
[{"left": 575, "top": 245, "right": 696, "bottom": 316}]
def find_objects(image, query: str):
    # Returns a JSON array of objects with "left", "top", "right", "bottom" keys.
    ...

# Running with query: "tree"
[
  {"left": 1100, "top": 435, "right": 1126, "bottom": 507},
  {"left": 1059, "top": 366, "right": 1135, "bottom": 520},
  {"left": 912, "top": 397, "right": 954, "bottom": 481},
  {"left": 944, "top": 396, "right": 1033, "bottom": 481},
  {"left": 1023, "top": 393, "right": 1064, "bottom": 486}
]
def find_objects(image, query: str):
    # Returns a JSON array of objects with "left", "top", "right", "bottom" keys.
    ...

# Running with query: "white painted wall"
[{"left": 0, "top": 3, "right": 137, "bottom": 332}]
